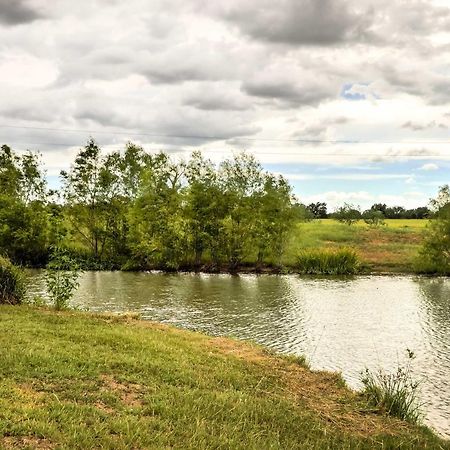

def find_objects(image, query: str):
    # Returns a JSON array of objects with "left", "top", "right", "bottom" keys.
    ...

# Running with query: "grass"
[
  {"left": 296, "top": 248, "right": 360, "bottom": 275},
  {"left": 361, "top": 363, "right": 422, "bottom": 424},
  {"left": 284, "top": 219, "right": 428, "bottom": 273},
  {"left": 0, "top": 306, "right": 447, "bottom": 449}
]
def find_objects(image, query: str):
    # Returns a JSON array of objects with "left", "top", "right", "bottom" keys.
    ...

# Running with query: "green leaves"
[{"left": 45, "top": 247, "right": 81, "bottom": 310}]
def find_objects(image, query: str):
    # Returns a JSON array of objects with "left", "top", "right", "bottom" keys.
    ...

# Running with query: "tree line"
[
  {"left": 305, "top": 202, "right": 431, "bottom": 220},
  {"left": 1, "top": 141, "right": 448, "bottom": 274},
  {"left": 0, "top": 141, "right": 296, "bottom": 271}
]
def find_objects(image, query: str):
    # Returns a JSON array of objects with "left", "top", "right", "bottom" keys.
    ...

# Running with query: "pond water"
[{"left": 26, "top": 271, "right": 450, "bottom": 437}]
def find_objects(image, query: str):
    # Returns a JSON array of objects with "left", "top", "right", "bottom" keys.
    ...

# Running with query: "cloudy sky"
[{"left": 1, "top": 0, "right": 449, "bottom": 209}]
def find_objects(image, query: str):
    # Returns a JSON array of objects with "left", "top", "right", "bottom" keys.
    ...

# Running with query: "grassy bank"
[
  {"left": 0, "top": 306, "right": 447, "bottom": 449},
  {"left": 284, "top": 219, "right": 427, "bottom": 273}
]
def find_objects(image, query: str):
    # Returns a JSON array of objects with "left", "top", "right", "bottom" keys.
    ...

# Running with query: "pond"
[{"left": 26, "top": 271, "right": 450, "bottom": 437}]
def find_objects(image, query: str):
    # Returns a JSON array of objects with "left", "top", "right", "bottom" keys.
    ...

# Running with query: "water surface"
[{"left": 26, "top": 271, "right": 450, "bottom": 437}]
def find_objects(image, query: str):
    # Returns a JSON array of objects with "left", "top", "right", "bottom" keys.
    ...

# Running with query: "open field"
[
  {"left": 284, "top": 219, "right": 429, "bottom": 273},
  {"left": 0, "top": 306, "right": 447, "bottom": 450}
]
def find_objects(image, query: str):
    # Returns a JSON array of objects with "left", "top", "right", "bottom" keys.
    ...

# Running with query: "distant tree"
[
  {"left": 362, "top": 209, "right": 386, "bottom": 227},
  {"left": 334, "top": 203, "right": 361, "bottom": 226},
  {"left": 307, "top": 202, "right": 327, "bottom": 219},
  {"left": 404, "top": 207, "right": 430, "bottom": 219},
  {"left": 385, "top": 206, "right": 406, "bottom": 219},
  {"left": 370, "top": 203, "right": 387, "bottom": 215},
  {"left": 292, "top": 202, "right": 314, "bottom": 222}
]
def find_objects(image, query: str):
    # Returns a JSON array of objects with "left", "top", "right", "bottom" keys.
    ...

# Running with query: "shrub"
[
  {"left": 45, "top": 247, "right": 81, "bottom": 310},
  {"left": 361, "top": 349, "right": 422, "bottom": 423},
  {"left": 333, "top": 203, "right": 361, "bottom": 226},
  {"left": 296, "top": 248, "right": 360, "bottom": 275},
  {"left": 417, "top": 202, "right": 450, "bottom": 275},
  {"left": 362, "top": 209, "right": 386, "bottom": 228},
  {"left": 0, "top": 256, "right": 25, "bottom": 305}
]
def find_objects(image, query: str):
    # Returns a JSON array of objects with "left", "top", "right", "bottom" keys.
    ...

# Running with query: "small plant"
[
  {"left": 45, "top": 247, "right": 81, "bottom": 310},
  {"left": 0, "top": 256, "right": 25, "bottom": 305},
  {"left": 296, "top": 248, "right": 360, "bottom": 275},
  {"left": 361, "top": 349, "right": 422, "bottom": 423}
]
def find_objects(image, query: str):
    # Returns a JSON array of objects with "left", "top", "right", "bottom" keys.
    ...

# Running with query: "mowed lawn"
[
  {"left": 284, "top": 219, "right": 429, "bottom": 273},
  {"left": 0, "top": 306, "right": 447, "bottom": 450}
]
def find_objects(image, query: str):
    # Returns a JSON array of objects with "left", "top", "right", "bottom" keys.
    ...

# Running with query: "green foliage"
[
  {"left": 0, "top": 256, "right": 25, "bottom": 305},
  {"left": 0, "top": 145, "right": 49, "bottom": 265},
  {"left": 362, "top": 209, "right": 386, "bottom": 228},
  {"left": 418, "top": 185, "right": 450, "bottom": 274},
  {"left": 361, "top": 350, "right": 422, "bottom": 424},
  {"left": 334, "top": 203, "right": 361, "bottom": 226},
  {"left": 45, "top": 248, "right": 81, "bottom": 310},
  {"left": 296, "top": 248, "right": 360, "bottom": 275}
]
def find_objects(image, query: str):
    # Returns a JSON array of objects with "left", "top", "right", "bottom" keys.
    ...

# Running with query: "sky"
[{"left": 0, "top": 0, "right": 449, "bottom": 210}]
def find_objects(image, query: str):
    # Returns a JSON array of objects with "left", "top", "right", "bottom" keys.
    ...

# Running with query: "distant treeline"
[
  {"left": 0, "top": 141, "right": 296, "bottom": 270},
  {"left": 303, "top": 202, "right": 430, "bottom": 220}
]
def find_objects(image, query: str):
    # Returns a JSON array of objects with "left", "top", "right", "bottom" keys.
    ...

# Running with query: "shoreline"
[{"left": 0, "top": 305, "right": 448, "bottom": 448}]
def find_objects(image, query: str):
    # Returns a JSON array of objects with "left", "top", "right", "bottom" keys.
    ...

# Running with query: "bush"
[
  {"left": 333, "top": 203, "right": 361, "bottom": 226},
  {"left": 361, "top": 350, "right": 422, "bottom": 423},
  {"left": 0, "top": 256, "right": 25, "bottom": 305},
  {"left": 296, "top": 248, "right": 360, "bottom": 275},
  {"left": 45, "top": 248, "right": 81, "bottom": 310},
  {"left": 362, "top": 210, "right": 386, "bottom": 228},
  {"left": 417, "top": 202, "right": 450, "bottom": 275}
]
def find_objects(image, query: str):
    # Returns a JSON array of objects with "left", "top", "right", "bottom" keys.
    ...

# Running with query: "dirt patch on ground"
[
  {"left": 1, "top": 436, "right": 54, "bottom": 449},
  {"left": 99, "top": 374, "right": 144, "bottom": 408}
]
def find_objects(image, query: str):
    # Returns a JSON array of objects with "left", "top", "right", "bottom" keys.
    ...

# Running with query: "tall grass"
[
  {"left": 0, "top": 256, "right": 25, "bottom": 305},
  {"left": 296, "top": 248, "right": 360, "bottom": 275},
  {"left": 361, "top": 350, "right": 422, "bottom": 424}
]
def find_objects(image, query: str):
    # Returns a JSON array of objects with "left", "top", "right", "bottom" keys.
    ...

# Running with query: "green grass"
[
  {"left": 296, "top": 248, "right": 360, "bottom": 275},
  {"left": 284, "top": 219, "right": 428, "bottom": 273},
  {"left": 0, "top": 306, "right": 447, "bottom": 449}
]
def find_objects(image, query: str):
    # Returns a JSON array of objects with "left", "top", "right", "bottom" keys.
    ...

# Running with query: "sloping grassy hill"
[
  {"left": 0, "top": 306, "right": 447, "bottom": 449},
  {"left": 284, "top": 219, "right": 427, "bottom": 273}
]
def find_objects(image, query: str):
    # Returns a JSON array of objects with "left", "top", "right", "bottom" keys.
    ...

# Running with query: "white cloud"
[{"left": 419, "top": 163, "right": 439, "bottom": 171}]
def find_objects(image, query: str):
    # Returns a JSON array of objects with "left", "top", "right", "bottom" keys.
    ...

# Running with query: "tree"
[
  {"left": 219, "top": 152, "right": 264, "bottom": 270},
  {"left": 370, "top": 203, "right": 387, "bottom": 215},
  {"left": 253, "top": 174, "right": 295, "bottom": 267},
  {"left": 385, "top": 206, "right": 406, "bottom": 219},
  {"left": 61, "top": 139, "right": 130, "bottom": 262},
  {"left": 307, "top": 202, "right": 327, "bottom": 219},
  {"left": 0, "top": 145, "right": 49, "bottom": 265},
  {"left": 334, "top": 203, "right": 361, "bottom": 226},
  {"left": 185, "top": 151, "right": 225, "bottom": 267},
  {"left": 128, "top": 154, "right": 188, "bottom": 270},
  {"left": 419, "top": 185, "right": 450, "bottom": 273},
  {"left": 362, "top": 209, "right": 386, "bottom": 227}
]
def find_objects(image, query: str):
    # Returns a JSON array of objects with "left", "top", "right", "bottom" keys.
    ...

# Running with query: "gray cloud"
[
  {"left": 242, "top": 76, "right": 334, "bottom": 107},
  {"left": 214, "top": 0, "right": 372, "bottom": 46},
  {"left": 0, "top": 0, "right": 42, "bottom": 25}
]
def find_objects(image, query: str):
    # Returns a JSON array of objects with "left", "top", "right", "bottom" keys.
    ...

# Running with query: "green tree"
[
  {"left": 253, "top": 174, "right": 295, "bottom": 267},
  {"left": 419, "top": 185, "right": 450, "bottom": 274},
  {"left": 334, "top": 203, "right": 361, "bottom": 226},
  {"left": 0, "top": 145, "right": 49, "bottom": 265},
  {"left": 185, "top": 151, "right": 226, "bottom": 268},
  {"left": 129, "top": 154, "right": 188, "bottom": 270},
  {"left": 219, "top": 153, "right": 264, "bottom": 270},
  {"left": 362, "top": 209, "right": 386, "bottom": 227}
]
